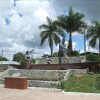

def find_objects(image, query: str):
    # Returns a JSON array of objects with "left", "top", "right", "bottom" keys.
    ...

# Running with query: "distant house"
[{"left": 0, "top": 61, "right": 20, "bottom": 65}]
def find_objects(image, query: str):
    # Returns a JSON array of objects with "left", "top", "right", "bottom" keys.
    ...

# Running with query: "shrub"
[
  {"left": 67, "top": 50, "right": 80, "bottom": 57},
  {"left": 32, "top": 58, "right": 36, "bottom": 64},
  {"left": 86, "top": 53, "right": 100, "bottom": 61},
  {"left": 52, "top": 52, "right": 58, "bottom": 57}
]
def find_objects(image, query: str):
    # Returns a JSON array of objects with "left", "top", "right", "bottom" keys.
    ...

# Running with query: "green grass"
[{"left": 61, "top": 73, "right": 100, "bottom": 93}]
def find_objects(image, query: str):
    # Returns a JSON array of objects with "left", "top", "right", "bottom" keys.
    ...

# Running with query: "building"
[{"left": 0, "top": 61, "right": 20, "bottom": 65}]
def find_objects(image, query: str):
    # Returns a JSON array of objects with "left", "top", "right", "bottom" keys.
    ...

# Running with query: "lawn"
[{"left": 61, "top": 73, "right": 100, "bottom": 93}]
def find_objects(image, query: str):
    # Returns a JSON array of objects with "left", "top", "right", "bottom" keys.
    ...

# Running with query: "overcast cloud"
[{"left": 0, "top": 0, "right": 100, "bottom": 60}]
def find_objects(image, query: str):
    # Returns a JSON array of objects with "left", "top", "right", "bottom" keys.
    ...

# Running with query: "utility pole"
[
  {"left": 1, "top": 49, "right": 3, "bottom": 65},
  {"left": 1, "top": 45, "right": 7, "bottom": 65},
  {"left": 84, "top": 28, "right": 86, "bottom": 61}
]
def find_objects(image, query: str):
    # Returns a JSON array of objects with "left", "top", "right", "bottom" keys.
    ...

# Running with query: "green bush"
[
  {"left": 67, "top": 50, "right": 80, "bottom": 57},
  {"left": 86, "top": 53, "right": 100, "bottom": 61},
  {"left": 52, "top": 52, "right": 58, "bottom": 57},
  {"left": 32, "top": 58, "right": 36, "bottom": 64},
  {"left": 0, "top": 56, "right": 8, "bottom": 61},
  {"left": 96, "top": 56, "right": 100, "bottom": 61}
]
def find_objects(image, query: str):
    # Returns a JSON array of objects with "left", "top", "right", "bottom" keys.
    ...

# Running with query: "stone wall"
[
  {"left": 8, "top": 69, "right": 87, "bottom": 81},
  {"left": 28, "top": 80, "right": 60, "bottom": 88},
  {"left": 0, "top": 69, "right": 88, "bottom": 88},
  {"left": 70, "top": 69, "right": 88, "bottom": 75},
  {"left": 0, "top": 70, "right": 9, "bottom": 80},
  {"left": 0, "top": 69, "right": 88, "bottom": 81},
  {"left": 8, "top": 69, "right": 66, "bottom": 81},
  {"left": 35, "top": 56, "right": 86, "bottom": 64}
]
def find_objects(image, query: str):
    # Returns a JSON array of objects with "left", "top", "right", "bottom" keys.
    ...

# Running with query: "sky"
[{"left": 0, "top": 0, "right": 100, "bottom": 60}]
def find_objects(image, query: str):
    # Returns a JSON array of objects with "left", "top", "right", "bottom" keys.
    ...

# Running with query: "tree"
[
  {"left": 67, "top": 50, "right": 80, "bottom": 57},
  {"left": 39, "top": 16, "right": 64, "bottom": 56},
  {"left": 13, "top": 52, "right": 26, "bottom": 64},
  {"left": 86, "top": 53, "right": 100, "bottom": 61},
  {"left": 55, "top": 7, "right": 85, "bottom": 51},
  {"left": 52, "top": 52, "right": 58, "bottom": 57},
  {"left": 0, "top": 56, "right": 8, "bottom": 61},
  {"left": 86, "top": 20, "right": 100, "bottom": 54}
]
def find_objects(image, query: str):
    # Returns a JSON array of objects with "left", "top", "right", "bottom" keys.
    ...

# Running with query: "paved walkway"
[{"left": 0, "top": 86, "right": 100, "bottom": 100}]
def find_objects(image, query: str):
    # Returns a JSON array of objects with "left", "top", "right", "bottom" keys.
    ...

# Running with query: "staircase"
[
  {"left": 28, "top": 80, "right": 60, "bottom": 88},
  {"left": 0, "top": 69, "right": 87, "bottom": 88},
  {"left": 0, "top": 69, "right": 67, "bottom": 88}
]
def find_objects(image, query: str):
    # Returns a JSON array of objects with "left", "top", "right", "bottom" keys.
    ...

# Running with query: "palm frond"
[
  {"left": 86, "top": 27, "right": 95, "bottom": 38},
  {"left": 40, "top": 31, "right": 48, "bottom": 38},
  {"left": 53, "top": 33, "right": 61, "bottom": 45},
  {"left": 89, "top": 36, "right": 97, "bottom": 48},
  {"left": 39, "top": 24, "right": 49, "bottom": 29},
  {"left": 40, "top": 33, "right": 48, "bottom": 46},
  {"left": 86, "top": 20, "right": 100, "bottom": 52},
  {"left": 46, "top": 16, "right": 52, "bottom": 25}
]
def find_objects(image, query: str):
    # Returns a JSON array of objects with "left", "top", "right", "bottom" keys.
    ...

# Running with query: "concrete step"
[
  {"left": 28, "top": 80, "right": 61, "bottom": 88},
  {"left": 0, "top": 79, "right": 61, "bottom": 88}
]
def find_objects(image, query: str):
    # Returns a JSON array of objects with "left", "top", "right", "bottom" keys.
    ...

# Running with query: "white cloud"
[
  {"left": 80, "top": 41, "right": 99, "bottom": 53},
  {"left": 1, "top": 0, "right": 99, "bottom": 60},
  {"left": 0, "top": 0, "right": 57, "bottom": 60},
  {"left": 72, "top": 32, "right": 82, "bottom": 36},
  {"left": 86, "top": 40, "right": 99, "bottom": 53},
  {"left": 0, "top": 0, "right": 13, "bottom": 18},
  {"left": 72, "top": 42, "right": 77, "bottom": 50}
]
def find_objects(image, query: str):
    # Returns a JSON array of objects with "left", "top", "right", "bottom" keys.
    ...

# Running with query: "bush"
[
  {"left": 86, "top": 53, "right": 100, "bottom": 61},
  {"left": 52, "top": 52, "right": 58, "bottom": 57},
  {"left": 67, "top": 50, "right": 80, "bottom": 57},
  {"left": 32, "top": 58, "right": 36, "bottom": 64},
  {"left": 0, "top": 56, "right": 8, "bottom": 61}
]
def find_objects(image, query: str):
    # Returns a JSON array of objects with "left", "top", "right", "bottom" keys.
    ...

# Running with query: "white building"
[{"left": 0, "top": 61, "right": 20, "bottom": 65}]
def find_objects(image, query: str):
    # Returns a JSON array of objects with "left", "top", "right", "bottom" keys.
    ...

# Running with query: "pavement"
[{"left": 0, "top": 85, "right": 100, "bottom": 100}]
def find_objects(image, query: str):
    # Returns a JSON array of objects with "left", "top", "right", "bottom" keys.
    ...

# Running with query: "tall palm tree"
[
  {"left": 86, "top": 20, "right": 100, "bottom": 54},
  {"left": 39, "top": 17, "right": 64, "bottom": 56},
  {"left": 55, "top": 7, "right": 85, "bottom": 51}
]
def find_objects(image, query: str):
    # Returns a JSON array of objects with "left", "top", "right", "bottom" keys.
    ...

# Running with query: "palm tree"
[
  {"left": 39, "top": 17, "right": 64, "bottom": 56},
  {"left": 55, "top": 7, "right": 85, "bottom": 51},
  {"left": 86, "top": 20, "right": 100, "bottom": 54}
]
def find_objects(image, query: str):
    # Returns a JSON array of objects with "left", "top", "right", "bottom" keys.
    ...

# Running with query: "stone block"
[{"left": 5, "top": 77, "right": 27, "bottom": 89}]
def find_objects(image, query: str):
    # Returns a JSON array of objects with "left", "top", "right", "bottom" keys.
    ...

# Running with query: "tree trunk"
[
  {"left": 51, "top": 45, "right": 53, "bottom": 57},
  {"left": 68, "top": 32, "right": 72, "bottom": 51},
  {"left": 50, "top": 35, "right": 53, "bottom": 57},
  {"left": 99, "top": 38, "right": 100, "bottom": 54}
]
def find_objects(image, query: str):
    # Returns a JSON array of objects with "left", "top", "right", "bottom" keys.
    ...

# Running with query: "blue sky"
[
  {"left": 0, "top": 0, "right": 100, "bottom": 60},
  {"left": 73, "top": 35, "right": 84, "bottom": 51}
]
